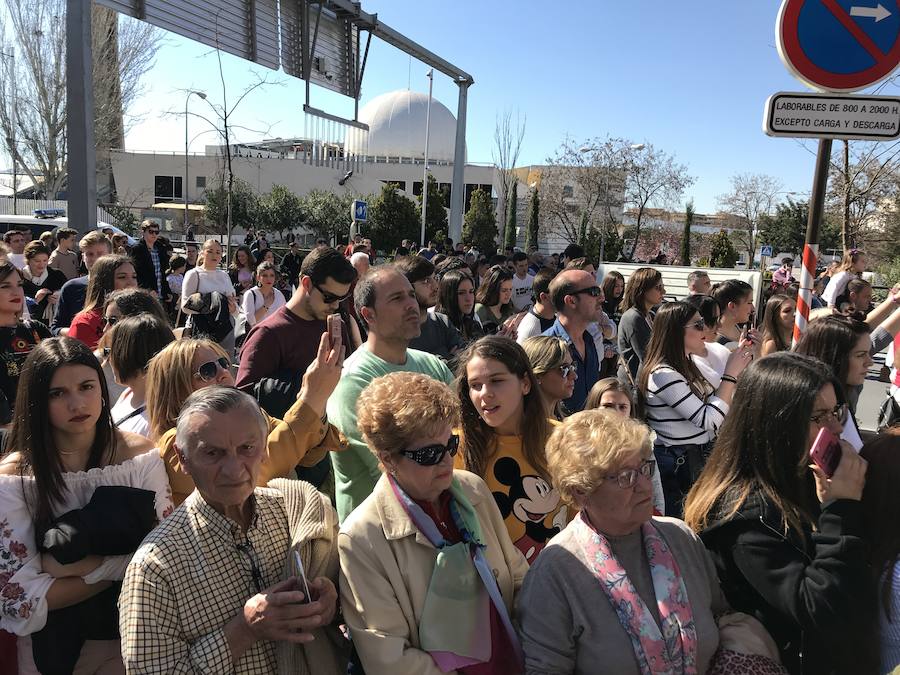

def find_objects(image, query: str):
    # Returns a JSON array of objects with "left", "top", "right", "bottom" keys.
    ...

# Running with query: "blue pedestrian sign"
[
  {"left": 778, "top": 0, "right": 900, "bottom": 92},
  {"left": 352, "top": 199, "right": 368, "bottom": 223},
  {"left": 761, "top": 245, "right": 774, "bottom": 257}
]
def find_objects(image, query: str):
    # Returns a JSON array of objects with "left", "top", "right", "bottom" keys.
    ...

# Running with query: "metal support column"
[
  {"left": 449, "top": 78, "right": 471, "bottom": 244},
  {"left": 66, "top": 0, "right": 97, "bottom": 232}
]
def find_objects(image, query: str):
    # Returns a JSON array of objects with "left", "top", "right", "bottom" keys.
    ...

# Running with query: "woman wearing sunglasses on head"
[
  {"left": 638, "top": 302, "right": 754, "bottom": 518},
  {"left": 339, "top": 371, "right": 529, "bottom": 675},
  {"left": 145, "top": 336, "right": 346, "bottom": 505}
]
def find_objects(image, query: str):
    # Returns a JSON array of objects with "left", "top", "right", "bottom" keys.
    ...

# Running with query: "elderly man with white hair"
[
  {"left": 119, "top": 386, "right": 347, "bottom": 674},
  {"left": 350, "top": 251, "right": 370, "bottom": 278}
]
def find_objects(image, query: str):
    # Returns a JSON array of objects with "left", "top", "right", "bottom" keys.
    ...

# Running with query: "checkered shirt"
[
  {"left": 149, "top": 246, "right": 163, "bottom": 296},
  {"left": 119, "top": 488, "right": 291, "bottom": 673}
]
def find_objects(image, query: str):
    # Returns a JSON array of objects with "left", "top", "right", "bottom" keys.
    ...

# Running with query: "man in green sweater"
[{"left": 328, "top": 265, "right": 454, "bottom": 522}]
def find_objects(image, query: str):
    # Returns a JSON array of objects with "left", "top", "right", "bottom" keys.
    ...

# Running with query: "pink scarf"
[{"left": 572, "top": 513, "right": 698, "bottom": 675}]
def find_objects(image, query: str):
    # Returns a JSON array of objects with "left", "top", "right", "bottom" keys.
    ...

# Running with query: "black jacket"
[
  {"left": 699, "top": 489, "right": 877, "bottom": 675},
  {"left": 23, "top": 267, "right": 67, "bottom": 318},
  {"left": 130, "top": 239, "right": 172, "bottom": 299}
]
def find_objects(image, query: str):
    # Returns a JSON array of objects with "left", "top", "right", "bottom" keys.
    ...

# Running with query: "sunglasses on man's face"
[
  {"left": 146, "top": 229, "right": 160, "bottom": 235},
  {"left": 194, "top": 357, "right": 231, "bottom": 382},
  {"left": 313, "top": 282, "right": 350, "bottom": 305},
  {"left": 569, "top": 286, "right": 603, "bottom": 298},
  {"left": 399, "top": 434, "right": 460, "bottom": 466}
]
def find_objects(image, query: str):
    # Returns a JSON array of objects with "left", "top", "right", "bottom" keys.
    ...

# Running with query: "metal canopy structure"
[{"left": 69, "top": 0, "right": 474, "bottom": 241}]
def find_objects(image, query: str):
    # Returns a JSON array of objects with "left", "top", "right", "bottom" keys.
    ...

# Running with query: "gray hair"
[
  {"left": 353, "top": 264, "right": 398, "bottom": 327},
  {"left": 175, "top": 386, "right": 267, "bottom": 458}
]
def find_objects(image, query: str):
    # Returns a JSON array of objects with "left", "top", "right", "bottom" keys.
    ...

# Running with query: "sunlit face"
[
  {"left": 850, "top": 286, "right": 873, "bottom": 313},
  {"left": 301, "top": 275, "right": 352, "bottom": 321},
  {"left": 412, "top": 273, "right": 439, "bottom": 309},
  {"left": 467, "top": 356, "right": 530, "bottom": 436},
  {"left": 382, "top": 425, "right": 455, "bottom": 504},
  {"left": 236, "top": 249, "right": 249, "bottom": 267},
  {"left": 7, "top": 234, "right": 25, "bottom": 254},
  {"left": 142, "top": 226, "right": 159, "bottom": 245},
  {"left": 204, "top": 243, "right": 223, "bottom": 268},
  {"left": 498, "top": 280, "right": 513, "bottom": 306},
  {"left": 731, "top": 294, "right": 755, "bottom": 324},
  {"left": 82, "top": 243, "right": 110, "bottom": 271},
  {"left": 598, "top": 390, "right": 632, "bottom": 417},
  {"left": 807, "top": 383, "right": 844, "bottom": 450},
  {"left": 577, "top": 447, "right": 654, "bottom": 537},
  {"left": 690, "top": 275, "right": 711, "bottom": 295},
  {"left": 539, "top": 357, "right": 576, "bottom": 403},
  {"left": 257, "top": 269, "right": 276, "bottom": 287},
  {"left": 366, "top": 271, "right": 421, "bottom": 341},
  {"left": 853, "top": 255, "right": 867, "bottom": 273},
  {"left": 613, "top": 278, "right": 624, "bottom": 298},
  {"left": 514, "top": 260, "right": 529, "bottom": 277},
  {"left": 28, "top": 253, "right": 49, "bottom": 276},
  {"left": 262, "top": 251, "right": 275, "bottom": 264},
  {"left": 0, "top": 270, "right": 24, "bottom": 316},
  {"left": 778, "top": 300, "right": 797, "bottom": 330},
  {"left": 103, "top": 301, "right": 123, "bottom": 335},
  {"left": 644, "top": 279, "right": 665, "bottom": 308},
  {"left": 683, "top": 312, "right": 707, "bottom": 355},
  {"left": 456, "top": 278, "right": 476, "bottom": 315},
  {"left": 846, "top": 333, "right": 874, "bottom": 387},
  {"left": 113, "top": 263, "right": 138, "bottom": 291},
  {"left": 190, "top": 345, "right": 234, "bottom": 391},
  {"left": 186, "top": 246, "right": 199, "bottom": 264},
  {"left": 179, "top": 407, "right": 266, "bottom": 511},
  {"left": 47, "top": 364, "right": 103, "bottom": 436}
]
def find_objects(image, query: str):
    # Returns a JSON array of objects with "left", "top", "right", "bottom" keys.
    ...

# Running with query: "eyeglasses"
[
  {"left": 194, "top": 357, "right": 231, "bottom": 382},
  {"left": 599, "top": 402, "right": 631, "bottom": 414},
  {"left": 568, "top": 286, "right": 603, "bottom": 298},
  {"left": 146, "top": 229, "right": 160, "bottom": 235},
  {"left": 101, "top": 315, "right": 119, "bottom": 328},
  {"left": 603, "top": 458, "right": 656, "bottom": 489},
  {"left": 557, "top": 363, "right": 577, "bottom": 378},
  {"left": 810, "top": 404, "right": 849, "bottom": 426},
  {"left": 399, "top": 434, "right": 460, "bottom": 466},
  {"left": 686, "top": 319, "right": 706, "bottom": 331},
  {"left": 312, "top": 282, "right": 351, "bottom": 305}
]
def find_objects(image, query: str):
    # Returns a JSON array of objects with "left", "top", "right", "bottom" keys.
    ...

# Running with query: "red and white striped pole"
[
  {"left": 792, "top": 242, "right": 818, "bottom": 347},
  {"left": 792, "top": 138, "right": 832, "bottom": 348}
]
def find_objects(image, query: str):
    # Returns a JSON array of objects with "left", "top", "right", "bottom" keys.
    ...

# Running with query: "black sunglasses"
[
  {"left": 146, "top": 229, "right": 160, "bottom": 235},
  {"left": 194, "top": 357, "right": 231, "bottom": 382},
  {"left": 101, "top": 315, "right": 119, "bottom": 328},
  {"left": 399, "top": 435, "right": 460, "bottom": 466},
  {"left": 568, "top": 286, "right": 603, "bottom": 298},
  {"left": 313, "top": 282, "right": 351, "bottom": 305}
]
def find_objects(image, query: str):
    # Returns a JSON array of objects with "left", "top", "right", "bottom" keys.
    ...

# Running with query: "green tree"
[
  {"left": 300, "top": 190, "right": 353, "bottom": 244},
  {"left": 759, "top": 197, "right": 840, "bottom": 256},
  {"left": 104, "top": 203, "right": 138, "bottom": 234},
  {"left": 504, "top": 181, "right": 518, "bottom": 249},
  {"left": 258, "top": 184, "right": 304, "bottom": 242},
  {"left": 369, "top": 183, "right": 420, "bottom": 253},
  {"left": 417, "top": 174, "right": 449, "bottom": 245},
  {"left": 204, "top": 176, "right": 258, "bottom": 234},
  {"left": 525, "top": 188, "right": 540, "bottom": 251},
  {"left": 709, "top": 229, "right": 739, "bottom": 268},
  {"left": 680, "top": 199, "right": 694, "bottom": 266},
  {"left": 463, "top": 187, "right": 498, "bottom": 255}
]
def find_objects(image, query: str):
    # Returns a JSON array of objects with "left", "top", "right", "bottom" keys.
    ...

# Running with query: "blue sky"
[{"left": 121, "top": 1, "right": 898, "bottom": 213}]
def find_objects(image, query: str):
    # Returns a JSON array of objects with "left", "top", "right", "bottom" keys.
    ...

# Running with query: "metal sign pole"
[{"left": 792, "top": 137, "right": 832, "bottom": 347}]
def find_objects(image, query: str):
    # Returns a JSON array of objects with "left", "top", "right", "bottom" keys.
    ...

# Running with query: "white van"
[{"left": 0, "top": 214, "right": 137, "bottom": 246}]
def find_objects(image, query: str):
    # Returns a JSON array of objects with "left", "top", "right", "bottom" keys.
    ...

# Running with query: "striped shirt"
[{"left": 643, "top": 365, "right": 729, "bottom": 446}]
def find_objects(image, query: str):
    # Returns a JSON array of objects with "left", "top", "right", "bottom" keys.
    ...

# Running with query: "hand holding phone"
[
  {"left": 293, "top": 550, "right": 313, "bottom": 604},
  {"left": 810, "top": 427, "right": 842, "bottom": 478},
  {"left": 326, "top": 313, "right": 343, "bottom": 353}
]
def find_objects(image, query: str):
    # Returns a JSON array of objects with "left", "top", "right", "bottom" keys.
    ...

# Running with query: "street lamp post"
[
  {"left": 1, "top": 50, "right": 16, "bottom": 215},
  {"left": 185, "top": 90, "right": 207, "bottom": 234}
]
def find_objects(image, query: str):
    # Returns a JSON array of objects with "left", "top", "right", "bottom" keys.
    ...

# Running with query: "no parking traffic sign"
[{"left": 777, "top": 0, "right": 900, "bottom": 92}]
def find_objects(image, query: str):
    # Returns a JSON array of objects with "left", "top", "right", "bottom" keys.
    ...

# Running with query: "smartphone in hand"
[
  {"left": 810, "top": 426, "right": 842, "bottom": 478},
  {"left": 326, "top": 313, "right": 343, "bottom": 352},
  {"left": 293, "top": 549, "right": 313, "bottom": 604}
]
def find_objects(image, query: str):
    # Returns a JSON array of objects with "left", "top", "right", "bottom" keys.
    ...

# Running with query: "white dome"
[{"left": 345, "top": 89, "right": 463, "bottom": 162}]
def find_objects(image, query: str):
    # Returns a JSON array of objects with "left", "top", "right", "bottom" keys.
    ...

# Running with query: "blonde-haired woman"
[
  {"left": 145, "top": 336, "right": 346, "bottom": 504},
  {"left": 518, "top": 409, "right": 771, "bottom": 674},
  {"left": 339, "top": 371, "right": 528, "bottom": 675},
  {"left": 822, "top": 248, "right": 866, "bottom": 308},
  {"left": 521, "top": 336, "right": 577, "bottom": 420},
  {"left": 180, "top": 239, "right": 237, "bottom": 354}
]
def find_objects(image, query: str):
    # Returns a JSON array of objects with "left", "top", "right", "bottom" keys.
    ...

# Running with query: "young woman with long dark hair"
[
  {"left": 474, "top": 266, "right": 516, "bottom": 335},
  {"left": 600, "top": 270, "right": 625, "bottom": 324},
  {"left": 795, "top": 315, "right": 874, "bottom": 449},
  {"left": 684, "top": 293, "right": 732, "bottom": 388},
  {"left": 684, "top": 352, "right": 875, "bottom": 675},
  {"left": 0, "top": 337, "right": 171, "bottom": 674},
  {"left": 617, "top": 267, "right": 664, "bottom": 383},
  {"left": 454, "top": 336, "right": 568, "bottom": 564},
  {"left": 761, "top": 293, "right": 796, "bottom": 356},
  {"left": 638, "top": 301, "right": 753, "bottom": 516},
  {"left": 227, "top": 244, "right": 256, "bottom": 293},
  {"left": 434, "top": 268, "right": 484, "bottom": 343},
  {"left": 711, "top": 279, "right": 755, "bottom": 349},
  {"left": 68, "top": 255, "right": 138, "bottom": 350}
]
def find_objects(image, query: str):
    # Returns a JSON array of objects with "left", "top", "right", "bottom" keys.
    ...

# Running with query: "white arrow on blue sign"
[{"left": 352, "top": 200, "right": 368, "bottom": 222}]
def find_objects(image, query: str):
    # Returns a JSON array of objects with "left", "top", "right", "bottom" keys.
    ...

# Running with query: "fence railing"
[{"left": 0, "top": 198, "right": 117, "bottom": 225}]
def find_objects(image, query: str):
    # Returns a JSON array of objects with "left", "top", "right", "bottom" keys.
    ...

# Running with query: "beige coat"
[{"left": 338, "top": 469, "right": 530, "bottom": 675}]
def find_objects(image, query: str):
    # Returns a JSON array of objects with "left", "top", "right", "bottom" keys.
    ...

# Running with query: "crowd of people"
[{"left": 0, "top": 225, "right": 899, "bottom": 674}]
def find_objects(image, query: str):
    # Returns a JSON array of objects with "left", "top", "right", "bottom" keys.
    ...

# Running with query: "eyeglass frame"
[
  {"left": 312, "top": 281, "right": 351, "bottom": 304},
  {"left": 101, "top": 315, "right": 120, "bottom": 328},
  {"left": 193, "top": 356, "right": 231, "bottom": 382},
  {"left": 567, "top": 286, "right": 603, "bottom": 299},
  {"left": 809, "top": 403, "right": 849, "bottom": 426},
  {"left": 602, "top": 458, "right": 656, "bottom": 489},
  {"left": 557, "top": 363, "right": 577, "bottom": 378},
  {"left": 399, "top": 434, "right": 460, "bottom": 466},
  {"left": 685, "top": 319, "right": 706, "bottom": 332}
]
